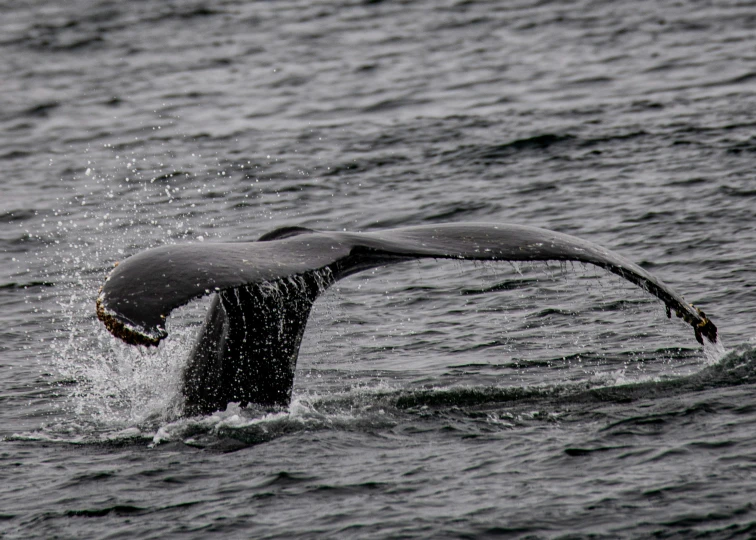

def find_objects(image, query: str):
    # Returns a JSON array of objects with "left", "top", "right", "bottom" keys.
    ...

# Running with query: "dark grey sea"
[{"left": 1, "top": 0, "right": 755, "bottom": 538}]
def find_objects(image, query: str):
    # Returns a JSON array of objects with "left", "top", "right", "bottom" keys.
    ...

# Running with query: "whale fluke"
[{"left": 96, "top": 223, "right": 717, "bottom": 415}]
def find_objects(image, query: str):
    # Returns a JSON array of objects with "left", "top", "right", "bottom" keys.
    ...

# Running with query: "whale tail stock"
[
  {"left": 95, "top": 223, "right": 717, "bottom": 416},
  {"left": 182, "top": 272, "right": 328, "bottom": 415}
]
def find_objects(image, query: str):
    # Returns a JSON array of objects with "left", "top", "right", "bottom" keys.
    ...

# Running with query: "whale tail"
[{"left": 95, "top": 223, "right": 717, "bottom": 416}]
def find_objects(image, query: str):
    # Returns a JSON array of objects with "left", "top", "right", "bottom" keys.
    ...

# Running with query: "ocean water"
[{"left": 1, "top": 0, "right": 756, "bottom": 537}]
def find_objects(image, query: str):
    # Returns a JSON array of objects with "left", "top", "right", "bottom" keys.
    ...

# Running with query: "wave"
[
  {"left": 9, "top": 342, "right": 751, "bottom": 451},
  {"left": 435, "top": 130, "right": 657, "bottom": 168}
]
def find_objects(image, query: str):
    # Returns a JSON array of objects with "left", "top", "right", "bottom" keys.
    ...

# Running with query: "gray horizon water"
[{"left": 1, "top": 0, "right": 756, "bottom": 538}]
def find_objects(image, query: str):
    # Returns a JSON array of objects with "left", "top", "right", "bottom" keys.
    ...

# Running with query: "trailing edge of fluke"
[{"left": 95, "top": 223, "right": 717, "bottom": 415}]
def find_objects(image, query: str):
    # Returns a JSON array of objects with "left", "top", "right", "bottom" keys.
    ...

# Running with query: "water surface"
[{"left": 1, "top": 0, "right": 756, "bottom": 538}]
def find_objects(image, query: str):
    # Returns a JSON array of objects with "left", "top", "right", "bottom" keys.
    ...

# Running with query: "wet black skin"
[{"left": 96, "top": 223, "right": 717, "bottom": 416}]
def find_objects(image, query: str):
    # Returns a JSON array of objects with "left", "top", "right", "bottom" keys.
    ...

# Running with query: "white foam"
[{"left": 703, "top": 337, "right": 728, "bottom": 365}]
